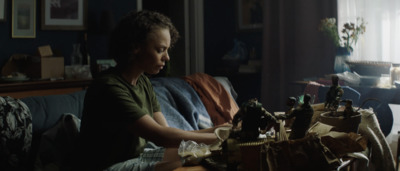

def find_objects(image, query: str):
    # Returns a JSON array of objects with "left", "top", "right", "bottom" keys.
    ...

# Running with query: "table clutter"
[
  {"left": 332, "top": 60, "right": 396, "bottom": 88},
  {"left": 0, "top": 45, "right": 93, "bottom": 83},
  {"left": 177, "top": 75, "right": 395, "bottom": 171}
]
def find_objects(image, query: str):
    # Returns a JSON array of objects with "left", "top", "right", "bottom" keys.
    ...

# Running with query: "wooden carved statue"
[
  {"left": 277, "top": 94, "right": 314, "bottom": 140},
  {"left": 232, "top": 98, "right": 277, "bottom": 141},
  {"left": 325, "top": 75, "right": 344, "bottom": 111}
]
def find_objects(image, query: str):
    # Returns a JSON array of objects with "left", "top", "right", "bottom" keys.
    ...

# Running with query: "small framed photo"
[
  {"left": 237, "top": 0, "right": 263, "bottom": 31},
  {"left": 41, "top": 0, "right": 87, "bottom": 30},
  {"left": 0, "top": 0, "right": 6, "bottom": 22},
  {"left": 12, "top": 0, "right": 36, "bottom": 38}
]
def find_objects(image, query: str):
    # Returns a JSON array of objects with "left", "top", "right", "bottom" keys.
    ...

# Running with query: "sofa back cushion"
[{"left": 21, "top": 90, "right": 86, "bottom": 134}]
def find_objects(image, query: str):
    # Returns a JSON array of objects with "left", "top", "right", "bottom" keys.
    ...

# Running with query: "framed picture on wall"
[
  {"left": 237, "top": 0, "right": 263, "bottom": 31},
  {"left": 12, "top": 0, "right": 36, "bottom": 38},
  {"left": 41, "top": 0, "right": 87, "bottom": 30},
  {"left": 0, "top": 0, "right": 6, "bottom": 22}
]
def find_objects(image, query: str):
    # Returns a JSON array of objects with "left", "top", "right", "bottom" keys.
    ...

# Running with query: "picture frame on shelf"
[
  {"left": 237, "top": 0, "right": 263, "bottom": 31},
  {"left": 12, "top": 0, "right": 36, "bottom": 38},
  {"left": 41, "top": 0, "right": 87, "bottom": 30},
  {"left": 0, "top": 0, "right": 5, "bottom": 22}
]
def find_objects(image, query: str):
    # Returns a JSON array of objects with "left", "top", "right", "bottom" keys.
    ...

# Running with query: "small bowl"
[
  {"left": 214, "top": 126, "right": 231, "bottom": 141},
  {"left": 319, "top": 111, "right": 361, "bottom": 133},
  {"left": 346, "top": 60, "right": 392, "bottom": 76}
]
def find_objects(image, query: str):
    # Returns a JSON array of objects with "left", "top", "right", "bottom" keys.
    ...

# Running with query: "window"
[{"left": 338, "top": 0, "right": 400, "bottom": 63}]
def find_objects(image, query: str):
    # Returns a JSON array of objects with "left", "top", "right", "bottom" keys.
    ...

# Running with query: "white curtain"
[{"left": 338, "top": 0, "right": 400, "bottom": 63}]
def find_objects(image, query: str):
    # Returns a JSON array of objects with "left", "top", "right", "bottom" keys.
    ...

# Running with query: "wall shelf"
[{"left": 0, "top": 79, "right": 92, "bottom": 99}]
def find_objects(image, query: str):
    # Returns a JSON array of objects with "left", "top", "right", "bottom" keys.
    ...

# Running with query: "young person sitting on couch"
[{"left": 73, "top": 10, "right": 228, "bottom": 171}]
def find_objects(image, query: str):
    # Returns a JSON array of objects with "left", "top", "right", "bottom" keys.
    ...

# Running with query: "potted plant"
[{"left": 319, "top": 17, "right": 367, "bottom": 73}]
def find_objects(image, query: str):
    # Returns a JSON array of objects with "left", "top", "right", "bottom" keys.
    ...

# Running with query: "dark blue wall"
[
  {"left": 0, "top": 0, "right": 261, "bottom": 76},
  {"left": 204, "top": 0, "right": 263, "bottom": 75},
  {"left": 0, "top": 0, "right": 137, "bottom": 68}
]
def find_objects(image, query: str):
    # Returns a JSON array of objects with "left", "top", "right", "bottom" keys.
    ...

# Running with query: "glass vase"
[
  {"left": 334, "top": 47, "right": 351, "bottom": 73},
  {"left": 71, "top": 43, "right": 83, "bottom": 65}
]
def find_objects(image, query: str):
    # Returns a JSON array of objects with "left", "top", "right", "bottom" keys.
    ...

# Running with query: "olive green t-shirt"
[{"left": 77, "top": 68, "right": 161, "bottom": 170}]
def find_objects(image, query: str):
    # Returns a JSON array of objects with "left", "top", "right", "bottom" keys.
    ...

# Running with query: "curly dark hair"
[{"left": 108, "top": 10, "right": 180, "bottom": 67}]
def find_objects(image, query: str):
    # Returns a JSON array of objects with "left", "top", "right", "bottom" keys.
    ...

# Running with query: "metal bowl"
[
  {"left": 319, "top": 111, "right": 361, "bottom": 133},
  {"left": 346, "top": 60, "right": 392, "bottom": 76}
]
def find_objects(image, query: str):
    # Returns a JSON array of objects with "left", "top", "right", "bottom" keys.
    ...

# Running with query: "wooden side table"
[{"left": 0, "top": 78, "right": 92, "bottom": 99}]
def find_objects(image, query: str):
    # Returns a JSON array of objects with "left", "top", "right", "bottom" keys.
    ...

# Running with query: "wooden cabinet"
[{"left": 0, "top": 79, "right": 92, "bottom": 99}]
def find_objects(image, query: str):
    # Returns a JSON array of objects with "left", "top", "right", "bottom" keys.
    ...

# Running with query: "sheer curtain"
[{"left": 338, "top": 0, "right": 400, "bottom": 63}]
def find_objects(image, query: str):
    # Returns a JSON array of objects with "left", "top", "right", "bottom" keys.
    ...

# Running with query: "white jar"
[{"left": 390, "top": 63, "right": 400, "bottom": 85}]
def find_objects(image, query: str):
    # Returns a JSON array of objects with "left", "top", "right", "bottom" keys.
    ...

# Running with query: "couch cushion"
[
  {"left": 213, "top": 76, "right": 238, "bottom": 101},
  {"left": 35, "top": 113, "right": 81, "bottom": 171},
  {"left": 21, "top": 90, "right": 86, "bottom": 134}
]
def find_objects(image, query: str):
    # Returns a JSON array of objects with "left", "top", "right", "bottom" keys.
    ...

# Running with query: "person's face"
[{"left": 134, "top": 28, "right": 171, "bottom": 75}]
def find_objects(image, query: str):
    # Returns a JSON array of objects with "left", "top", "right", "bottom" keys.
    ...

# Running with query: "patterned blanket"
[{"left": 0, "top": 96, "right": 32, "bottom": 170}]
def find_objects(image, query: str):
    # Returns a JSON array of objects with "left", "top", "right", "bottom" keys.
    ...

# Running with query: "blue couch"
[
  {"left": 1, "top": 76, "right": 237, "bottom": 170},
  {"left": 20, "top": 90, "right": 86, "bottom": 170}
]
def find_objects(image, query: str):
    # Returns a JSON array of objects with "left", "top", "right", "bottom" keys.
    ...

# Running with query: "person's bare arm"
[
  {"left": 128, "top": 115, "right": 218, "bottom": 148},
  {"left": 153, "top": 111, "right": 169, "bottom": 127},
  {"left": 154, "top": 111, "right": 231, "bottom": 134},
  {"left": 190, "top": 122, "right": 232, "bottom": 133}
]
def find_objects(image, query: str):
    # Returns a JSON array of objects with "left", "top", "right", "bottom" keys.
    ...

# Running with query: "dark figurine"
[
  {"left": 232, "top": 98, "right": 277, "bottom": 141},
  {"left": 283, "top": 97, "right": 297, "bottom": 128},
  {"left": 277, "top": 94, "right": 314, "bottom": 140},
  {"left": 286, "top": 97, "right": 297, "bottom": 113},
  {"left": 325, "top": 75, "right": 344, "bottom": 111},
  {"left": 342, "top": 99, "right": 355, "bottom": 118}
]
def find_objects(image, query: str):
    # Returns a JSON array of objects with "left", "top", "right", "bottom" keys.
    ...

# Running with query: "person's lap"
[{"left": 105, "top": 143, "right": 182, "bottom": 171}]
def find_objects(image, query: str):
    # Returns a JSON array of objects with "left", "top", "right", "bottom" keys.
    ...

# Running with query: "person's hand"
[{"left": 216, "top": 122, "right": 233, "bottom": 128}]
